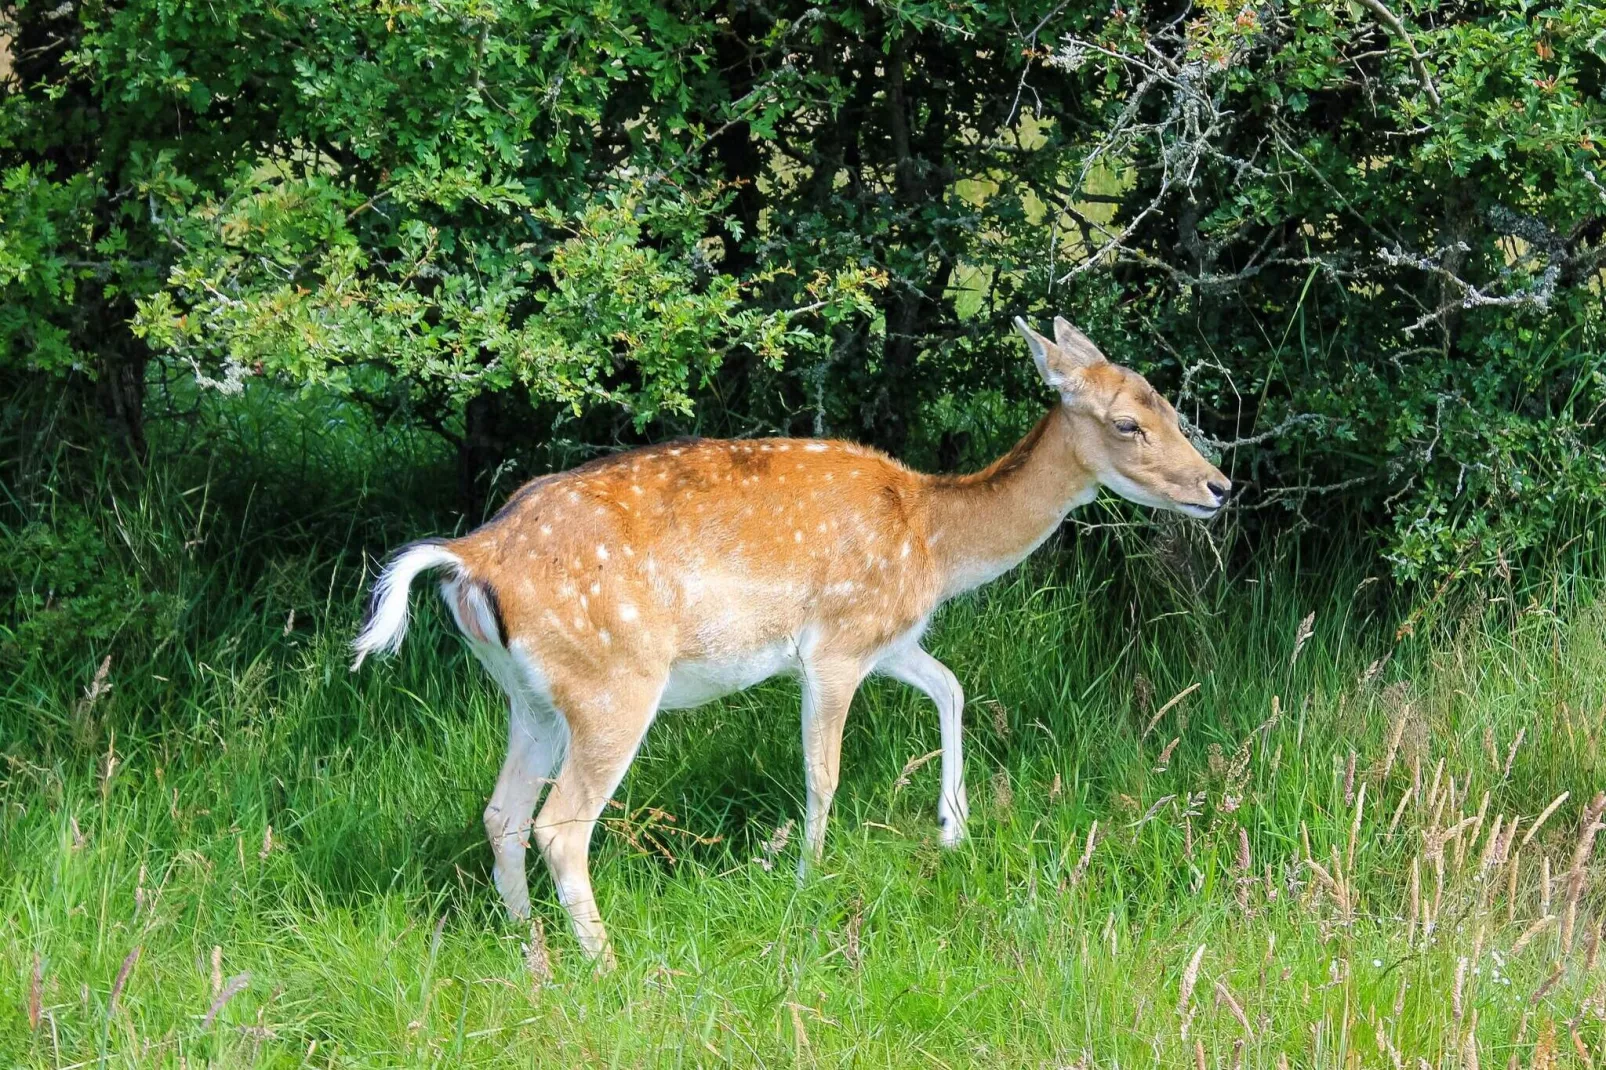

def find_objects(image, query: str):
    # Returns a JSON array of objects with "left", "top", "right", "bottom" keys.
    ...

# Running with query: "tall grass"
[{"left": 3, "top": 394, "right": 1606, "bottom": 1066}]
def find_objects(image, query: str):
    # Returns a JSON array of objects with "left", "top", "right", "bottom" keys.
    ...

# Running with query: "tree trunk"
[
  {"left": 867, "top": 32, "right": 956, "bottom": 455},
  {"left": 709, "top": 6, "right": 765, "bottom": 279},
  {"left": 95, "top": 348, "right": 148, "bottom": 461},
  {"left": 458, "top": 391, "right": 513, "bottom": 520}
]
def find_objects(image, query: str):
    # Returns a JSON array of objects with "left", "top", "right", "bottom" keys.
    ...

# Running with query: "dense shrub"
[{"left": 2, "top": 0, "right": 1603, "bottom": 578}]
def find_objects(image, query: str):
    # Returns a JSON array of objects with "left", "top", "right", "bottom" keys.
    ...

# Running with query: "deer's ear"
[
  {"left": 1014, "top": 317, "right": 1068, "bottom": 391},
  {"left": 1016, "top": 316, "right": 1103, "bottom": 394},
  {"left": 1052, "top": 317, "right": 1108, "bottom": 370}
]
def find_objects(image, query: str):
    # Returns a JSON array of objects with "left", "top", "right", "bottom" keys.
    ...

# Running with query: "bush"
[{"left": 2, "top": 0, "right": 1603, "bottom": 576}]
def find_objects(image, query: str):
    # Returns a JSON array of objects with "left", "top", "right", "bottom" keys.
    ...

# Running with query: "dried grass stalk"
[
  {"left": 1533, "top": 1016, "right": 1558, "bottom": 1070},
  {"left": 524, "top": 918, "right": 552, "bottom": 990},
  {"left": 1461, "top": 792, "right": 1490, "bottom": 873},
  {"left": 892, "top": 749, "right": 942, "bottom": 791},
  {"left": 1407, "top": 857, "right": 1421, "bottom": 947},
  {"left": 1235, "top": 827, "right": 1252, "bottom": 912},
  {"left": 202, "top": 972, "right": 250, "bottom": 1031},
  {"left": 1347, "top": 782, "right": 1367, "bottom": 872},
  {"left": 1178, "top": 944, "right": 1206, "bottom": 1039},
  {"left": 1498, "top": 817, "right": 1521, "bottom": 865},
  {"left": 1477, "top": 814, "right": 1506, "bottom": 877},
  {"left": 1453, "top": 956, "right": 1467, "bottom": 1021},
  {"left": 28, "top": 953, "right": 43, "bottom": 1031},
  {"left": 1431, "top": 850, "right": 1445, "bottom": 937},
  {"left": 1069, "top": 821, "right": 1099, "bottom": 888},
  {"left": 1463, "top": 1009, "right": 1480, "bottom": 1070},
  {"left": 1307, "top": 857, "right": 1351, "bottom": 919},
  {"left": 1144, "top": 682, "right": 1200, "bottom": 739},
  {"left": 109, "top": 945, "right": 140, "bottom": 1016},
  {"left": 1512, "top": 915, "right": 1556, "bottom": 957},
  {"left": 1502, "top": 727, "right": 1525, "bottom": 779},
  {"left": 1561, "top": 791, "right": 1606, "bottom": 953},
  {"left": 1529, "top": 964, "right": 1564, "bottom": 1007},
  {"left": 1522, "top": 793, "right": 1571, "bottom": 848},
  {"left": 1426, "top": 758, "right": 1446, "bottom": 818},
  {"left": 1290, "top": 612, "right": 1316, "bottom": 669},
  {"left": 1389, "top": 784, "right": 1415, "bottom": 838},
  {"left": 1568, "top": 1022, "right": 1592, "bottom": 1067},
  {"left": 1382, "top": 703, "right": 1412, "bottom": 782},
  {"left": 1215, "top": 979, "right": 1254, "bottom": 1038}
]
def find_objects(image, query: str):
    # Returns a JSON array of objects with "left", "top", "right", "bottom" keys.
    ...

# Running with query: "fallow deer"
[{"left": 353, "top": 317, "right": 1231, "bottom": 964}]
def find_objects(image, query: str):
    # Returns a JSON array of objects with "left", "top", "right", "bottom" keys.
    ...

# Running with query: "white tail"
[
  {"left": 351, "top": 540, "right": 464, "bottom": 669},
  {"left": 355, "top": 316, "right": 1231, "bottom": 968}
]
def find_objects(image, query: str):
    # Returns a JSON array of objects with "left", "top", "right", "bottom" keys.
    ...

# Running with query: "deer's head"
[{"left": 1015, "top": 316, "right": 1231, "bottom": 518}]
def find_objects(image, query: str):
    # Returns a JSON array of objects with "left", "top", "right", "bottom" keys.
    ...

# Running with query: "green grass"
[{"left": 5, "top": 450, "right": 1606, "bottom": 1066}]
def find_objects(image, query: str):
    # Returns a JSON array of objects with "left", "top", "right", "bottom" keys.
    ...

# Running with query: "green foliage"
[
  {"left": 1010, "top": 0, "right": 1606, "bottom": 580},
  {"left": 134, "top": 182, "right": 882, "bottom": 426},
  {"left": 0, "top": 165, "right": 97, "bottom": 374},
  {"left": 2, "top": 0, "right": 1604, "bottom": 573},
  {"left": 0, "top": 505, "right": 186, "bottom": 668}
]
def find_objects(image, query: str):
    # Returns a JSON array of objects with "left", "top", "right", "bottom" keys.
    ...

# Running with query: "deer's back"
[{"left": 451, "top": 438, "right": 944, "bottom": 674}]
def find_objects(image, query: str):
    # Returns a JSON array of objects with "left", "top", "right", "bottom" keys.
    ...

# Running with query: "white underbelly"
[{"left": 659, "top": 642, "right": 798, "bottom": 710}]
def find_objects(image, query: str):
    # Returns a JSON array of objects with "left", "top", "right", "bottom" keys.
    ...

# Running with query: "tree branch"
[{"left": 1352, "top": 0, "right": 1441, "bottom": 107}]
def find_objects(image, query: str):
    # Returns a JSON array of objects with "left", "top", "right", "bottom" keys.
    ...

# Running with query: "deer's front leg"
[
  {"left": 798, "top": 656, "right": 862, "bottom": 875},
  {"left": 879, "top": 646, "right": 969, "bottom": 846}
]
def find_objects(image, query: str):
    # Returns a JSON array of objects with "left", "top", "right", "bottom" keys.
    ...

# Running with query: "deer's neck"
[{"left": 924, "top": 407, "right": 1097, "bottom": 597}]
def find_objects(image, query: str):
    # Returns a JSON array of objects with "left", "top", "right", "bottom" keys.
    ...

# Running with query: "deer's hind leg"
[
  {"left": 531, "top": 666, "right": 667, "bottom": 968},
  {"left": 443, "top": 577, "right": 569, "bottom": 920},
  {"left": 471, "top": 641, "right": 569, "bottom": 921}
]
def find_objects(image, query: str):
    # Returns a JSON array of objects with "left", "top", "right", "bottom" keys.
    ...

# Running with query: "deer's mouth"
[{"left": 1176, "top": 501, "right": 1223, "bottom": 520}]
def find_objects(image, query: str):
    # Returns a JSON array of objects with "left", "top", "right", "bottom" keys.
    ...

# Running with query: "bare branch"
[
  {"left": 1182, "top": 412, "right": 1326, "bottom": 452},
  {"left": 1352, "top": 0, "right": 1442, "bottom": 107}
]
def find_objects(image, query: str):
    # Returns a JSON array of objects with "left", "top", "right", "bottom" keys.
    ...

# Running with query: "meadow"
[{"left": 4, "top": 419, "right": 1606, "bottom": 1068}]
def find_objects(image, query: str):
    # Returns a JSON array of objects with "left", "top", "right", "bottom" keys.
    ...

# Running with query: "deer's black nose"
[{"left": 1207, "top": 480, "right": 1232, "bottom": 503}]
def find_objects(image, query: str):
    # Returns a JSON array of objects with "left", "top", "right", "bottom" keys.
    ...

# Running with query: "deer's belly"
[{"left": 659, "top": 642, "right": 798, "bottom": 709}]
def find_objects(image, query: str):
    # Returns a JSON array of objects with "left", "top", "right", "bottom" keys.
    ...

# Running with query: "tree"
[{"left": 4, "top": 0, "right": 1603, "bottom": 574}]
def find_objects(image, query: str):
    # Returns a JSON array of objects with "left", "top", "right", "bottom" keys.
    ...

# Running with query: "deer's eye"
[{"left": 1114, "top": 418, "right": 1141, "bottom": 436}]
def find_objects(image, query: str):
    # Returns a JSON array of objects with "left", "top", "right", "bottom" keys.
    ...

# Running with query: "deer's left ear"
[{"left": 1016, "top": 316, "right": 1106, "bottom": 394}]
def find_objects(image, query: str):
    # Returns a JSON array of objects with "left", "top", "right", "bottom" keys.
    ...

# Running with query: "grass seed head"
[
  {"left": 524, "top": 918, "right": 552, "bottom": 991},
  {"left": 28, "top": 953, "right": 42, "bottom": 1031},
  {"left": 1178, "top": 943, "right": 1207, "bottom": 1037},
  {"left": 1562, "top": 791, "right": 1605, "bottom": 950},
  {"left": 1290, "top": 611, "right": 1316, "bottom": 668},
  {"left": 1522, "top": 793, "right": 1571, "bottom": 848},
  {"left": 991, "top": 767, "right": 1014, "bottom": 816},
  {"left": 109, "top": 945, "right": 141, "bottom": 1016},
  {"left": 202, "top": 972, "right": 249, "bottom": 1031}
]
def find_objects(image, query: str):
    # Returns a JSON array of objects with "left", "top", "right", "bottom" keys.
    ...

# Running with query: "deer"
[{"left": 352, "top": 316, "right": 1231, "bottom": 966}]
